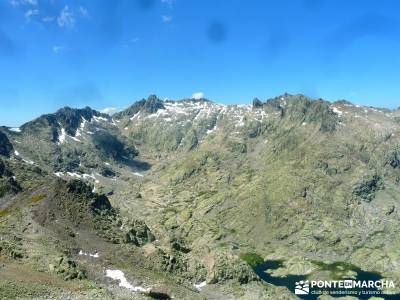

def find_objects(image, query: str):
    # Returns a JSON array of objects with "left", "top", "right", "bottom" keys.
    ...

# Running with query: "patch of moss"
[
  {"left": 240, "top": 252, "right": 264, "bottom": 267},
  {"left": 31, "top": 193, "right": 47, "bottom": 204},
  {"left": 0, "top": 209, "right": 10, "bottom": 218}
]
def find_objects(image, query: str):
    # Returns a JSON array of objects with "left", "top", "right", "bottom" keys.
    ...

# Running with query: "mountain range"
[{"left": 1, "top": 94, "right": 400, "bottom": 299}]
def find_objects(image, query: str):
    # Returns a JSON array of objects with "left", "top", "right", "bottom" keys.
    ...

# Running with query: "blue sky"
[{"left": 1, "top": 0, "right": 400, "bottom": 126}]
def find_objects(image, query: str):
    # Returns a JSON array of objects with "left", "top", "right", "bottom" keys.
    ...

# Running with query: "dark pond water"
[{"left": 254, "top": 260, "right": 399, "bottom": 299}]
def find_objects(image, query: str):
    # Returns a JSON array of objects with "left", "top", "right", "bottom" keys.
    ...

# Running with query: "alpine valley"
[{"left": 1, "top": 94, "right": 400, "bottom": 299}]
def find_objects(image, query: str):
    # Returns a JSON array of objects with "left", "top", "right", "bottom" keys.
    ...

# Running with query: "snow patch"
[
  {"left": 194, "top": 281, "right": 207, "bottom": 291},
  {"left": 130, "top": 113, "right": 140, "bottom": 121},
  {"left": 57, "top": 127, "right": 82, "bottom": 144},
  {"left": 93, "top": 116, "right": 108, "bottom": 122},
  {"left": 58, "top": 128, "right": 67, "bottom": 144},
  {"left": 331, "top": 106, "right": 343, "bottom": 117},
  {"left": 80, "top": 117, "right": 87, "bottom": 129},
  {"left": 13, "top": 150, "right": 34, "bottom": 164},
  {"left": 54, "top": 172, "right": 64, "bottom": 177},
  {"left": 105, "top": 269, "right": 150, "bottom": 293},
  {"left": 206, "top": 125, "right": 217, "bottom": 135},
  {"left": 66, "top": 172, "right": 98, "bottom": 183},
  {"left": 75, "top": 130, "right": 82, "bottom": 137},
  {"left": 9, "top": 127, "right": 21, "bottom": 132},
  {"left": 132, "top": 172, "right": 144, "bottom": 177},
  {"left": 70, "top": 136, "right": 81, "bottom": 142},
  {"left": 82, "top": 173, "right": 96, "bottom": 180},
  {"left": 22, "top": 158, "right": 35, "bottom": 165},
  {"left": 67, "top": 172, "right": 81, "bottom": 178},
  {"left": 74, "top": 118, "right": 87, "bottom": 138},
  {"left": 236, "top": 116, "right": 245, "bottom": 127},
  {"left": 79, "top": 250, "right": 99, "bottom": 258}
]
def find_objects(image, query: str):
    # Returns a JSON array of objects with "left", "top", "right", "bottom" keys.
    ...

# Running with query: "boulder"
[
  {"left": 123, "top": 220, "right": 155, "bottom": 246},
  {"left": 51, "top": 256, "right": 86, "bottom": 280},
  {"left": 353, "top": 174, "right": 383, "bottom": 202}
]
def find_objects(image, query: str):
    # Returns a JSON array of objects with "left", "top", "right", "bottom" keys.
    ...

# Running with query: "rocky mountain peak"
[
  {"left": 334, "top": 99, "right": 353, "bottom": 106},
  {"left": 250, "top": 94, "right": 337, "bottom": 131},
  {"left": 21, "top": 106, "right": 107, "bottom": 137},
  {"left": 252, "top": 97, "right": 263, "bottom": 108},
  {"left": 142, "top": 95, "right": 165, "bottom": 113},
  {"left": 114, "top": 95, "right": 165, "bottom": 119},
  {"left": 53, "top": 106, "right": 107, "bottom": 136}
]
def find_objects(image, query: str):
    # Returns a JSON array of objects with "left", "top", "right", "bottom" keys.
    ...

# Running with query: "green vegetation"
[
  {"left": 30, "top": 193, "right": 46, "bottom": 204},
  {"left": 240, "top": 252, "right": 264, "bottom": 267},
  {"left": 0, "top": 209, "right": 10, "bottom": 218}
]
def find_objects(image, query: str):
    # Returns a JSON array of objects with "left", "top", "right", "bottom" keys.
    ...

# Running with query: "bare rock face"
[
  {"left": 0, "top": 159, "right": 13, "bottom": 177},
  {"left": 352, "top": 174, "right": 383, "bottom": 202},
  {"left": 113, "top": 94, "right": 165, "bottom": 119},
  {"left": 0, "top": 131, "right": 13, "bottom": 157},
  {"left": 252, "top": 97, "right": 263, "bottom": 108},
  {"left": 123, "top": 219, "right": 155, "bottom": 246},
  {"left": 205, "top": 251, "right": 258, "bottom": 284},
  {"left": 0, "top": 159, "right": 21, "bottom": 197},
  {"left": 22, "top": 106, "right": 108, "bottom": 137}
]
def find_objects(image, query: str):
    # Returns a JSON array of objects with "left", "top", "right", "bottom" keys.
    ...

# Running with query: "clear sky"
[{"left": 1, "top": 0, "right": 400, "bottom": 126}]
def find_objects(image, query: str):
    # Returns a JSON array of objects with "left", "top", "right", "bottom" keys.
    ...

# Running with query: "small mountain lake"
[{"left": 254, "top": 260, "right": 399, "bottom": 299}]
